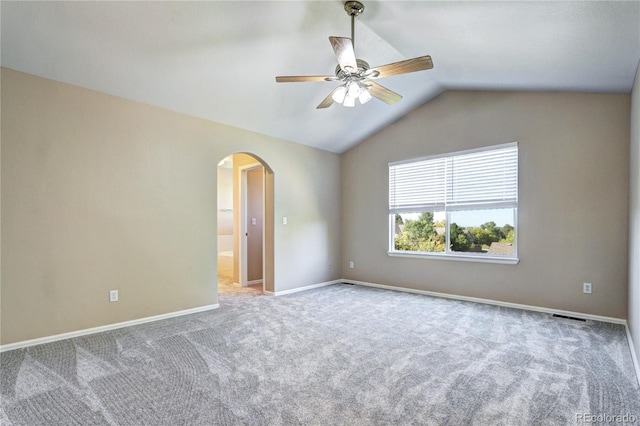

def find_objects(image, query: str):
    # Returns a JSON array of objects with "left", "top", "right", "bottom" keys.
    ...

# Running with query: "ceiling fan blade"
[
  {"left": 316, "top": 87, "right": 340, "bottom": 109},
  {"left": 367, "top": 82, "right": 402, "bottom": 105},
  {"left": 276, "top": 75, "right": 338, "bottom": 83},
  {"left": 329, "top": 36, "right": 358, "bottom": 74},
  {"left": 368, "top": 56, "right": 433, "bottom": 79}
]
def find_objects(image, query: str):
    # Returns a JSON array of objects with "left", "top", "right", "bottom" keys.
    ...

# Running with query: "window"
[{"left": 389, "top": 142, "right": 518, "bottom": 264}]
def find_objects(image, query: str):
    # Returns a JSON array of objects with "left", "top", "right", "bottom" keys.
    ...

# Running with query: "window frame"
[{"left": 388, "top": 143, "right": 519, "bottom": 265}]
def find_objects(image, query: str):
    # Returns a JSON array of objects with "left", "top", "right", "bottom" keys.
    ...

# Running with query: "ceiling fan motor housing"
[{"left": 335, "top": 59, "right": 370, "bottom": 79}]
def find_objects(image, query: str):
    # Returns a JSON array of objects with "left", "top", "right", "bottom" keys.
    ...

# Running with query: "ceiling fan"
[{"left": 275, "top": 1, "right": 434, "bottom": 109}]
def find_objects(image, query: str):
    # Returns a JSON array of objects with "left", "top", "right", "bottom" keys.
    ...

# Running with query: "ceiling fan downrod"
[{"left": 344, "top": 1, "right": 364, "bottom": 52}]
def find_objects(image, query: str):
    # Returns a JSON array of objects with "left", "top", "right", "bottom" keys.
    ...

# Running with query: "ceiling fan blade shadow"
[
  {"left": 329, "top": 36, "right": 358, "bottom": 74},
  {"left": 368, "top": 56, "right": 433, "bottom": 79},
  {"left": 276, "top": 75, "right": 338, "bottom": 83},
  {"left": 317, "top": 87, "right": 341, "bottom": 109},
  {"left": 367, "top": 82, "right": 402, "bottom": 105}
]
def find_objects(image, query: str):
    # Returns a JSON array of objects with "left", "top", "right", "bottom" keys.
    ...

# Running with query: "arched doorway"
[{"left": 216, "top": 153, "right": 274, "bottom": 297}]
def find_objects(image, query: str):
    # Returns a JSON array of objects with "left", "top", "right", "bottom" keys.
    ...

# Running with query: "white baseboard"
[
  {"left": 342, "top": 279, "right": 627, "bottom": 325},
  {"left": 270, "top": 279, "right": 342, "bottom": 296},
  {"left": 625, "top": 324, "right": 640, "bottom": 387},
  {"left": 246, "top": 279, "right": 263, "bottom": 286},
  {"left": 0, "top": 303, "right": 219, "bottom": 353}
]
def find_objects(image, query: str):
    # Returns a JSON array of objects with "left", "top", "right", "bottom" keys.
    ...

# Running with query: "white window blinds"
[
  {"left": 389, "top": 143, "right": 518, "bottom": 214},
  {"left": 388, "top": 157, "right": 446, "bottom": 213}
]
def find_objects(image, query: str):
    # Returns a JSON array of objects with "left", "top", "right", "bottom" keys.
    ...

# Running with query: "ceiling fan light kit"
[
  {"left": 332, "top": 80, "right": 371, "bottom": 107},
  {"left": 275, "top": 1, "right": 434, "bottom": 109}
]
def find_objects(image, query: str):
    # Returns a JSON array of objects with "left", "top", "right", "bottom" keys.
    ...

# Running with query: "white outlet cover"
[{"left": 109, "top": 290, "right": 119, "bottom": 302}]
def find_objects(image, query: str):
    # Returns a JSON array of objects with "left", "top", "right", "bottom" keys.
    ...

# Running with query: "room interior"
[{"left": 1, "top": 0, "right": 640, "bottom": 422}]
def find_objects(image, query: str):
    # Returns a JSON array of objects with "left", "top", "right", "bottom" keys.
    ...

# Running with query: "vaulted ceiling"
[{"left": 2, "top": 1, "right": 639, "bottom": 153}]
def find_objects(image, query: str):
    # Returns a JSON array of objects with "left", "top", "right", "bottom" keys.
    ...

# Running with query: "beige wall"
[
  {"left": 629, "top": 60, "right": 640, "bottom": 362},
  {"left": 2, "top": 66, "right": 633, "bottom": 346},
  {"left": 1, "top": 68, "right": 341, "bottom": 345},
  {"left": 341, "top": 91, "right": 630, "bottom": 319}
]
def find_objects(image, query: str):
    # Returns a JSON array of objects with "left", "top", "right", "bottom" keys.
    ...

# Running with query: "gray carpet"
[
  {"left": 218, "top": 274, "right": 263, "bottom": 298},
  {"left": 1, "top": 283, "right": 639, "bottom": 425}
]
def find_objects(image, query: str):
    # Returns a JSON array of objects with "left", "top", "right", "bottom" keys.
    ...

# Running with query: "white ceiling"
[{"left": 2, "top": 1, "right": 639, "bottom": 153}]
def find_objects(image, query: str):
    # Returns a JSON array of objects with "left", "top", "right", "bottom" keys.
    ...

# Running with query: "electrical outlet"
[
  {"left": 583, "top": 283, "right": 592, "bottom": 294},
  {"left": 349, "top": 261, "right": 354, "bottom": 269},
  {"left": 109, "top": 290, "right": 119, "bottom": 302}
]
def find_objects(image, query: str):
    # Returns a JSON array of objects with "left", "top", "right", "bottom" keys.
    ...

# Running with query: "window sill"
[{"left": 387, "top": 251, "right": 519, "bottom": 265}]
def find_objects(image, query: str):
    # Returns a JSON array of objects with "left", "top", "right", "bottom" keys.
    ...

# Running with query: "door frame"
[{"left": 238, "top": 162, "right": 265, "bottom": 290}]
